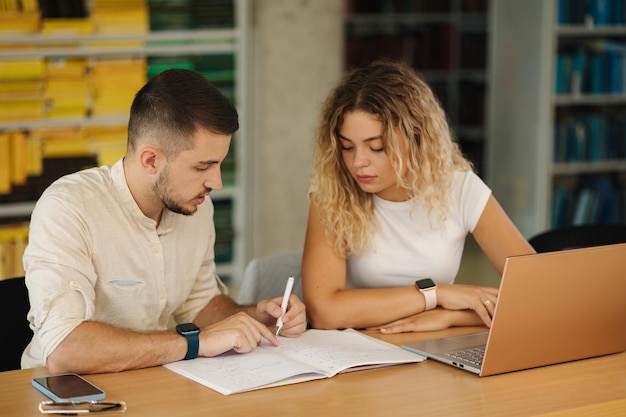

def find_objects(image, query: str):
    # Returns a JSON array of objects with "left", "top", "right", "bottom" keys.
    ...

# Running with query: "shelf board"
[
  {"left": 0, "top": 201, "right": 36, "bottom": 219},
  {"left": 346, "top": 13, "right": 487, "bottom": 29},
  {"left": 557, "top": 25, "right": 626, "bottom": 37},
  {"left": 552, "top": 160, "right": 626, "bottom": 176},
  {"left": 553, "top": 94, "right": 626, "bottom": 106},
  {"left": 0, "top": 29, "right": 237, "bottom": 44},
  {"left": 0, "top": 115, "right": 129, "bottom": 131},
  {"left": 0, "top": 29, "right": 237, "bottom": 59}
]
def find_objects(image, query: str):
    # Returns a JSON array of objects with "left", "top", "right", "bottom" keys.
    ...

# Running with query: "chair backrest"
[
  {"left": 0, "top": 276, "right": 33, "bottom": 372},
  {"left": 236, "top": 250, "right": 303, "bottom": 305},
  {"left": 528, "top": 224, "right": 626, "bottom": 253}
]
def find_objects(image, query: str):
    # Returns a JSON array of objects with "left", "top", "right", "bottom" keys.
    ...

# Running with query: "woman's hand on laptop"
[{"left": 437, "top": 284, "right": 499, "bottom": 327}]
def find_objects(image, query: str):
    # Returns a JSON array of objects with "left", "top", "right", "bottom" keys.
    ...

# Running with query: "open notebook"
[
  {"left": 403, "top": 243, "right": 626, "bottom": 376},
  {"left": 165, "top": 329, "right": 424, "bottom": 395}
]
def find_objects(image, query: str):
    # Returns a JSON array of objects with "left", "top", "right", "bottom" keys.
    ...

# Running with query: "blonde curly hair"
[{"left": 311, "top": 59, "right": 472, "bottom": 257}]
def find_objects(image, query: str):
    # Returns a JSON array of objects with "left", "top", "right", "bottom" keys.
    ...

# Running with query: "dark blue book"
[
  {"left": 572, "top": 187, "right": 598, "bottom": 225},
  {"left": 566, "top": 120, "right": 588, "bottom": 161},
  {"left": 588, "top": 52, "right": 605, "bottom": 94},
  {"left": 558, "top": 0, "right": 570, "bottom": 24},
  {"left": 588, "top": 115, "right": 608, "bottom": 161},
  {"left": 571, "top": 47, "right": 587, "bottom": 94},
  {"left": 569, "top": 0, "right": 588, "bottom": 24},
  {"left": 554, "top": 121, "right": 569, "bottom": 162},
  {"left": 612, "top": 0, "right": 625, "bottom": 24},
  {"left": 588, "top": 0, "right": 610, "bottom": 25},
  {"left": 551, "top": 186, "right": 571, "bottom": 228},
  {"left": 555, "top": 53, "right": 573, "bottom": 94},
  {"left": 608, "top": 51, "right": 622, "bottom": 93}
]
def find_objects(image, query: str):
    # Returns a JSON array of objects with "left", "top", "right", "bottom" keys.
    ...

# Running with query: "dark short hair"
[{"left": 127, "top": 68, "right": 239, "bottom": 158}]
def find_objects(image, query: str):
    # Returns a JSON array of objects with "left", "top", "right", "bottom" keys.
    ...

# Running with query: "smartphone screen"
[{"left": 32, "top": 373, "right": 106, "bottom": 402}]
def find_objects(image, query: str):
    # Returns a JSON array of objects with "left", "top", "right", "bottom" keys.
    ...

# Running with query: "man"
[{"left": 22, "top": 69, "right": 307, "bottom": 374}]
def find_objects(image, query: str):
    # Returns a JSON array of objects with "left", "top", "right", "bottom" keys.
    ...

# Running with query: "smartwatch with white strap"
[{"left": 415, "top": 278, "right": 437, "bottom": 311}]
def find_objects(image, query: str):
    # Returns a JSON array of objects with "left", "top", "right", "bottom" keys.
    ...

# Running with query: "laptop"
[{"left": 402, "top": 242, "right": 626, "bottom": 376}]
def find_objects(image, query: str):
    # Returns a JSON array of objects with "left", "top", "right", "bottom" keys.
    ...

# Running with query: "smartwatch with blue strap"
[{"left": 176, "top": 323, "right": 200, "bottom": 360}]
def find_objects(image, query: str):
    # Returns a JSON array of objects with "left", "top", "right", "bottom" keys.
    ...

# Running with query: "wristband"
[
  {"left": 415, "top": 278, "right": 437, "bottom": 311},
  {"left": 176, "top": 323, "right": 200, "bottom": 360}
]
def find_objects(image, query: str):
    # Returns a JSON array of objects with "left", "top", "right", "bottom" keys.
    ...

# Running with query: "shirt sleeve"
[
  {"left": 23, "top": 191, "right": 99, "bottom": 364},
  {"left": 456, "top": 170, "right": 492, "bottom": 233}
]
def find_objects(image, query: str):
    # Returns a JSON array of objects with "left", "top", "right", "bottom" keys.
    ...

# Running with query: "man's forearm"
[{"left": 46, "top": 321, "right": 187, "bottom": 374}]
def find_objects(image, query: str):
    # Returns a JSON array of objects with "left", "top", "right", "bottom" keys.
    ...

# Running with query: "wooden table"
[{"left": 1, "top": 327, "right": 625, "bottom": 417}]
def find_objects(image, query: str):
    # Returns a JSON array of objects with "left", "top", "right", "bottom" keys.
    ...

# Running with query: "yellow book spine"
[
  {"left": 10, "top": 131, "right": 27, "bottom": 186},
  {"left": 42, "top": 18, "right": 94, "bottom": 35},
  {"left": 26, "top": 133, "right": 43, "bottom": 176},
  {"left": 0, "top": 241, "right": 6, "bottom": 280},
  {"left": 0, "top": 132, "right": 11, "bottom": 194},
  {"left": 0, "top": 59, "right": 45, "bottom": 80},
  {"left": 0, "top": 13, "right": 40, "bottom": 35},
  {"left": 0, "top": 80, "right": 43, "bottom": 94},
  {"left": 46, "top": 59, "right": 89, "bottom": 78},
  {"left": 42, "top": 138, "right": 92, "bottom": 158}
]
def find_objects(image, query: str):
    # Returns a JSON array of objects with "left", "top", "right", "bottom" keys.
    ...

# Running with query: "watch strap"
[
  {"left": 176, "top": 324, "right": 200, "bottom": 360},
  {"left": 421, "top": 287, "right": 437, "bottom": 310},
  {"left": 183, "top": 330, "right": 199, "bottom": 360}
]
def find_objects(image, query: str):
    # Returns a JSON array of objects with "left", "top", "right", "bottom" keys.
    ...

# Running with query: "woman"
[{"left": 302, "top": 60, "right": 535, "bottom": 333}]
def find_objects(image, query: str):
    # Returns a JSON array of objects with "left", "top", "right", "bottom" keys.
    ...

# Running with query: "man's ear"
[{"left": 138, "top": 146, "right": 162, "bottom": 174}]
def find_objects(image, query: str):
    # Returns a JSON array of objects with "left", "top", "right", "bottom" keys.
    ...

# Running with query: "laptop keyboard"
[{"left": 444, "top": 345, "right": 486, "bottom": 366}]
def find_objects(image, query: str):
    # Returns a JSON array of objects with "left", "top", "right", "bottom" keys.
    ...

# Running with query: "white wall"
[{"left": 250, "top": 0, "right": 343, "bottom": 258}]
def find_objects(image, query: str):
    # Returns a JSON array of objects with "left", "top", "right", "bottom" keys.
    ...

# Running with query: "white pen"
[{"left": 275, "top": 276, "right": 295, "bottom": 336}]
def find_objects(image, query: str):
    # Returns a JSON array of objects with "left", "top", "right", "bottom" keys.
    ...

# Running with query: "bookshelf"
[
  {"left": 344, "top": 0, "right": 490, "bottom": 175},
  {"left": 0, "top": 0, "right": 251, "bottom": 282},
  {"left": 487, "top": 0, "right": 626, "bottom": 239}
]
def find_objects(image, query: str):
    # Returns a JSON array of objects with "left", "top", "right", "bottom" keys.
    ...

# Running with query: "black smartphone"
[{"left": 32, "top": 373, "right": 106, "bottom": 402}]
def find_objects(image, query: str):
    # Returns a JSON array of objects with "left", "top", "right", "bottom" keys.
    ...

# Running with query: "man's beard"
[{"left": 153, "top": 166, "right": 196, "bottom": 216}]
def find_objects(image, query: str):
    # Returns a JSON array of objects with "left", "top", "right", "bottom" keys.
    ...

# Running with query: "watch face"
[
  {"left": 416, "top": 278, "right": 436, "bottom": 290},
  {"left": 177, "top": 323, "right": 199, "bottom": 333}
]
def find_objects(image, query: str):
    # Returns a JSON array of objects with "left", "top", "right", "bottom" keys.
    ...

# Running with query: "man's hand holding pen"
[
  {"left": 263, "top": 276, "right": 307, "bottom": 338},
  {"left": 195, "top": 289, "right": 306, "bottom": 358}
]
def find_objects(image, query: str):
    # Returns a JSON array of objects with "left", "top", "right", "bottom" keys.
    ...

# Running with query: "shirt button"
[{"left": 152, "top": 246, "right": 161, "bottom": 253}]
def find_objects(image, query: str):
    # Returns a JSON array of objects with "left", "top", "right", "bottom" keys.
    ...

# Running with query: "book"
[
  {"left": 164, "top": 328, "right": 425, "bottom": 395},
  {"left": 0, "top": 133, "right": 10, "bottom": 194}
]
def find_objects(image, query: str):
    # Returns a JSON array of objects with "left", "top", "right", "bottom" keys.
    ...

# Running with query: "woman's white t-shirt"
[{"left": 347, "top": 170, "right": 491, "bottom": 288}]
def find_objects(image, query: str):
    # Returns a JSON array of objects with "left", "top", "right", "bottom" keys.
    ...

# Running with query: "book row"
[
  {"left": 0, "top": 207, "right": 236, "bottom": 279},
  {"left": 346, "top": 25, "right": 486, "bottom": 71},
  {"left": 554, "top": 114, "right": 626, "bottom": 162},
  {"left": 0, "top": 129, "right": 236, "bottom": 197},
  {"left": 557, "top": 0, "right": 626, "bottom": 25},
  {"left": 0, "top": 55, "right": 235, "bottom": 123},
  {"left": 555, "top": 42, "right": 626, "bottom": 96},
  {"left": 0, "top": 0, "right": 234, "bottom": 34},
  {"left": 551, "top": 176, "right": 626, "bottom": 228}
]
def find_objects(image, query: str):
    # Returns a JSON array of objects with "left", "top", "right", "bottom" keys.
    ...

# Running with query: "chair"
[
  {"left": 236, "top": 250, "right": 303, "bottom": 305},
  {"left": 528, "top": 224, "right": 626, "bottom": 253},
  {"left": 0, "top": 276, "right": 33, "bottom": 372}
]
